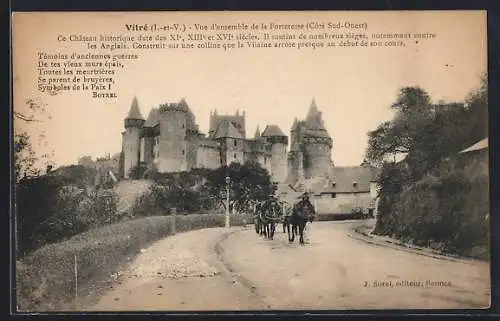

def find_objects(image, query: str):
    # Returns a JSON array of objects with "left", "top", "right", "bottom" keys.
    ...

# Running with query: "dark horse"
[
  {"left": 286, "top": 194, "right": 316, "bottom": 244},
  {"left": 255, "top": 198, "right": 282, "bottom": 240}
]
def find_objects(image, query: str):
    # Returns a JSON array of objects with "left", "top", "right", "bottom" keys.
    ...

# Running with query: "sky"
[{"left": 12, "top": 11, "right": 487, "bottom": 168}]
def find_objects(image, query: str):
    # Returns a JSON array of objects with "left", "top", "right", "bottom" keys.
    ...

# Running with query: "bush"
[
  {"left": 128, "top": 164, "right": 148, "bottom": 179},
  {"left": 16, "top": 175, "right": 68, "bottom": 257},
  {"left": 128, "top": 182, "right": 214, "bottom": 217},
  {"left": 16, "top": 213, "right": 252, "bottom": 312},
  {"left": 16, "top": 174, "right": 120, "bottom": 258},
  {"left": 373, "top": 164, "right": 489, "bottom": 259}
]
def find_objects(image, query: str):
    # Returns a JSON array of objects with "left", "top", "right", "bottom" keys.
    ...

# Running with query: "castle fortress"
[
  {"left": 121, "top": 96, "right": 336, "bottom": 184},
  {"left": 122, "top": 96, "right": 379, "bottom": 214}
]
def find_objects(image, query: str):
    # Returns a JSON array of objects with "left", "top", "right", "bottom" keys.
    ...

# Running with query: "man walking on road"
[
  {"left": 304, "top": 223, "right": 311, "bottom": 243},
  {"left": 298, "top": 192, "right": 315, "bottom": 244}
]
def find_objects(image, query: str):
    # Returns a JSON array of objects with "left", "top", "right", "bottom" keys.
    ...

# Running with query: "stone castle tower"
[
  {"left": 121, "top": 97, "right": 288, "bottom": 183},
  {"left": 122, "top": 96, "right": 145, "bottom": 179},
  {"left": 286, "top": 98, "right": 333, "bottom": 183}
]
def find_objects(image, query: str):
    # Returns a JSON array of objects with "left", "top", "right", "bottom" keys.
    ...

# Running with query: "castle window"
[
  {"left": 182, "top": 124, "right": 185, "bottom": 129},
  {"left": 182, "top": 150, "right": 185, "bottom": 155},
  {"left": 234, "top": 140, "right": 237, "bottom": 147},
  {"left": 234, "top": 153, "right": 236, "bottom": 159},
  {"left": 330, "top": 193, "right": 336, "bottom": 198},
  {"left": 353, "top": 181, "right": 358, "bottom": 188}
]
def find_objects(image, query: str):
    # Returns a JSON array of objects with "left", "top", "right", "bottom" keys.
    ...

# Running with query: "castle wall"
[
  {"left": 270, "top": 143, "right": 287, "bottom": 183},
  {"left": 158, "top": 109, "right": 187, "bottom": 172},
  {"left": 286, "top": 155, "right": 296, "bottom": 183},
  {"left": 305, "top": 143, "right": 331, "bottom": 178},
  {"left": 142, "top": 136, "right": 154, "bottom": 168},
  {"left": 196, "top": 145, "right": 221, "bottom": 169},
  {"left": 287, "top": 151, "right": 304, "bottom": 183},
  {"left": 223, "top": 138, "right": 245, "bottom": 166},
  {"left": 152, "top": 135, "right": 160, "bottom": 167},
  {"left": 256, "top": 153, "right": 266, "bottom": 169},
  {"left": 186, "top": 133, "right": 199, "bottom": 171},
  {"left": 248, "top": 152, "right": 272, "bottom": 175},
  {"left": 140, "top": 138, "right": 145, "bottom": 163},
  {"left": 123, "top": 127, "right": 141, "bottom": 178},
  {"left": 263, "top": 154, "right": 272, "bottom": 175}
]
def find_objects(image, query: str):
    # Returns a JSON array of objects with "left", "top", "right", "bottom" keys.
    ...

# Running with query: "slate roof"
[
  {"left": 126, "top": 96, "right": 144, "bottom": 120},
  {"left": 304, "top": 99, "right": 330, "bottom": 138},
  {"left": 210, "top": 115, "right": 245, "bottom": 136},
  {"left": 261, "top": 125, "right": 286, "bottom": 137},
  {"left": 459, "top": 138, "right": 488, "bottom": 153},
  {"left": 144, "top": 107, "right": 159, "bottom": 127},
  {"left": 214, "top": 120, "right": 244, "bottom": 139},
  {"left": 143, "top": 99, "right": 196, "bottom": 129}
]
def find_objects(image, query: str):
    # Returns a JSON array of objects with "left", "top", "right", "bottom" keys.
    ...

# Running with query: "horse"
[
  {"left": 287, "top": 196, "right": 316, "bottom": 244},
  {"left": 256, "top": 198, "right": 283, "bottom": 240}
]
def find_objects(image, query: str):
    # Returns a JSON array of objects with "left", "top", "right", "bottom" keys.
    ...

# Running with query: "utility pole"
[{"left": 225, "top": 176, "right": 231, "bottom": 228}]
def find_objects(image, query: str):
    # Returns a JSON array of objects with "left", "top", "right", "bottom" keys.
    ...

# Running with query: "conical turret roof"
[
  {"left": 305, "top": 98, "right": 326, "bottom": 130},
  {"left": 291, "top": 117, "right": 299, "bottom": 131},
  {"left": 262, "top": 124, "right": 286, "bottom": 137},
  {"left": 254, "top": 126, "right": 261, "bottom": 139},
  {"left": 177, "top": 98, "right": 190, "bottom": 112},
  {"left": 306, "top": 98, "right": 318, "bottom": 118},
  {"left": 178, "top": 98, "right": 197, "bottom": 130},
  {"left": 126, "top": 96, "right": 144, "bottom": 120},
  {"left": 144, "top": 107, "right": 159, "bottom": 127},
  {"left": 304, "top": 98, "right": 331, "bottom": 138}
]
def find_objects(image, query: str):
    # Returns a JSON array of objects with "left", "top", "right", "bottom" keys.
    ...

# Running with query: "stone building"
[
  {"left": 278, "top": 98, "right": 380, "bottom": 215},
  {"left": 121, "top": 96, "right": 380, "bottom": 215},
  {"left": 276, "top": 164, "right": 380, "bottom": 215},
  {"left": 286, "top": 98, "right": 334, "bottom": 183},
  {"left": 121, "top": 96, "right": 288, "bottom": 182},
  {"left": 78, "top": 153, "right": 120, "bottom": 186}
]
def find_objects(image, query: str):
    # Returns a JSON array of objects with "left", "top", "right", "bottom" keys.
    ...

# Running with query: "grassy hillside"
[
  {"left": 16, "top": 213, "right": 252, "bottom": 312},
  {"left": 373, "top": 150, "right": 489, "bottom": 260}
]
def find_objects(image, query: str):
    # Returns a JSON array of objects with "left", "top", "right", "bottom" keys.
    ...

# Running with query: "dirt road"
[{"left": 90, "top": 221, "right": 490, "bottom": 311}]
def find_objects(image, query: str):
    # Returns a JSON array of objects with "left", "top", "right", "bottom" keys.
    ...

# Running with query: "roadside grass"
[{"left": 16, "top": 213, "right": 252, "bottom": 312}]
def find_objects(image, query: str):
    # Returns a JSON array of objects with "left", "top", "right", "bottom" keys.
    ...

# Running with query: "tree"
[
  {"left": 366, "top": 86, "right": 434, "bottom": 166},
  {"left": 368, "top": 75, "right": 490, "bottom": 259},
  {"left": 54, "top": 165, "right": 98, "bottom": 188},
  {"left": 203, "top": 161, "right": 276, "bottom": 214},
  {"left": 128, "top": 164, "right": 148, "bottom": 179},
  {"left": 14, "top": 98, "right": 53, "bottom": 182},
  {"left": 463, "top": 72, "right": 488, "bottom": 144}
]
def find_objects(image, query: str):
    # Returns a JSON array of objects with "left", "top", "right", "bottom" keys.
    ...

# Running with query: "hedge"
[{"left": 373, "top": 162, "right": 489, "bottom": 260}]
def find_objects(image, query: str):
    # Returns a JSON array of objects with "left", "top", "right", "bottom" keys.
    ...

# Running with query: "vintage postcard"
[{"left": 12, "top": 11, "right": 490, "bottom": 312}]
